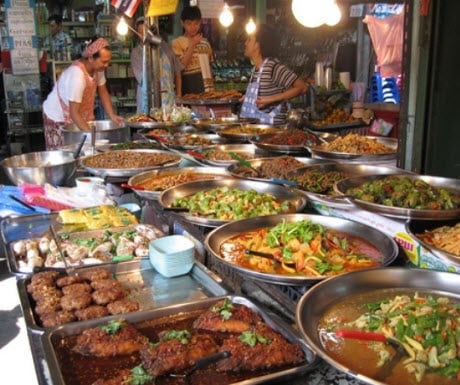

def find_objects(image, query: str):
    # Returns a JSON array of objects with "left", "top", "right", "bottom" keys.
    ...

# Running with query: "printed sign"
[
  {"left": 147, "top": 0, "right": 178, "bottom": 17},
  {"left": 10, "top": 47, "right": 39, "bottom": 74}
]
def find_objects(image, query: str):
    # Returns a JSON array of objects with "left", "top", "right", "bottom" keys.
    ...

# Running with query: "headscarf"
[{"left": 82, "top": 37, "right": 110, "bottom": 58}]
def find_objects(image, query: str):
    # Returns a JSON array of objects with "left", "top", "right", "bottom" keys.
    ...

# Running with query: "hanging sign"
[
  {"left": 147, "top": 0, "right": 178, "bottom": 17},
  {"left": 198, "top": 0, "right": 224, "bottom": 19},
  {"left": 6, "top": 7, "right": 35, "bottom": 36}
]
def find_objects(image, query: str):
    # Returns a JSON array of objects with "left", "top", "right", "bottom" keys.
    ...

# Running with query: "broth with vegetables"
[{"left": 318, "top": 290, "right": 460, "bottom": 385}]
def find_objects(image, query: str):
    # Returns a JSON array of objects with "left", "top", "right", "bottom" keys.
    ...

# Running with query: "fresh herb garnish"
[
  {"left": 211, "top": 299, "right": 234, "bottom": 320},
  {"left": 160, "top": 330, "right": 191, "bottom": 344},
  {"left": 125, "top": 365, "right": 153, "bottom": 385},
  {"left": 98, "top": 319, "right": 124, "bottom": 334},
  {"left": 239, "top": 330, "right": 272, "bottom": 347}
]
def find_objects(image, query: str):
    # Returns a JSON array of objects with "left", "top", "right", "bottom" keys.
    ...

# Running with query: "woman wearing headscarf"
[
  {"left": 240, "top": 24, "right": 307, "bottom": 126},
  {"left": 42, "top": 37, "right": 124, "bottom": 149}
]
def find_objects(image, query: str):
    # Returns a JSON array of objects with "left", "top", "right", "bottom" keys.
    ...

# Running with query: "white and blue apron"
[{"left": 240, "top": 58, "right": 283, "bottom": 125}]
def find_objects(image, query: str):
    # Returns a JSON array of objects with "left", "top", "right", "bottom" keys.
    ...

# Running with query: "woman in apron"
[
  {"left": 240, "top": 24, "right": 307, "bottom": 126},
  {"left": 42, "top": 37, "right": 124, "bottom": 149}
]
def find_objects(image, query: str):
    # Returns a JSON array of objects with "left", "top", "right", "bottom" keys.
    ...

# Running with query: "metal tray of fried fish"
[
  {"left": 5, "top": 220, "right": 164, "bottom": 275},
  {"left": 40, "top": 295, "right": 316, "bottom": 385},
  {"left": 18, "top": 258, "right": 228, "bottom": 333}
]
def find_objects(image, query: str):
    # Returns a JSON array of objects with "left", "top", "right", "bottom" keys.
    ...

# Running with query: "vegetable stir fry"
[
  {"left": 172, "top": 187, "right": 293, "bottom": 220},
  {"left": 220, "top": 219, "right": 380, "bottom": 276},
  {"left": 332, "top": 293, "right": 460, "bottom": 382},
  {"left": 346, "top": 176, "right": 460, "bottom": 210}
]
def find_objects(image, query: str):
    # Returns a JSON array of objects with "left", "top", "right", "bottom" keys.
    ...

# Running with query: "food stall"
[{"left": 0, "top": 108, "right": 459, "bottom": 385}]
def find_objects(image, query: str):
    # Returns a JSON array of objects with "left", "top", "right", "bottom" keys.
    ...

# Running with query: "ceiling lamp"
[
  {"left": 325, "top": 1, "right": 342, "bottom": 26},
  {"left": 291, "top": 0, "right": 325, "bottom": 28},
  {"left": 219, "top": 3, "right": 234, "bottom": 28},
  {"left": 292, "top": 0, "right": 341, "bottom": 28},
  {"left": 245, "top": 17, "right": 256, "bottom": 34},
  {"left": 116, "top": 17, "right": 129, "bottom": 36}
]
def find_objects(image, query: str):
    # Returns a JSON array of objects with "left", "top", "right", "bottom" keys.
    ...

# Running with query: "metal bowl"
[
  {"left": 0, "top": 150, "right": 76, "bottom": 186},
  {"left": 295, "top": 267, "right": 460, "bottom": 385},
  {"left": 205, "top": 213, "right": 399, "bottom": 285},
  {"left": 80, "top": 149, "right": 182, "bottom": 178},
  {"left": 306, "top": 136, "right": 397, "bottom": 162},
  {"left": 217, "top": 124, "right": 283, "bottom": 141},
  {"left": 128, "top": 166, "right": 231, "bottom": 200},
  {"left": 405, "top": 219, "right": 460, "bottom": 265},
  {"left": 334, "top": 174, "right": 460, "bottom": 219},
  {"left": 190, "top": 117, "right": 258, "bottom": 131},
  {"left": 287, "top": 163, "right": 409, "bottom": 208},
  {"left": 159, "top": 178, "right": 307, "bottom": 227},
  {"left": 187, "top": 144, "right": 274, "bottom": 167},
  {"left": 62, "top": 120, "right": 130, "bottom": 145}
]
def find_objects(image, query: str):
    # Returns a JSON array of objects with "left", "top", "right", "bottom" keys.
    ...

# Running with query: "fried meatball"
[
  {"left": 90, "top": 279, "right": 122, "bottom": 291},
  {"left": 30, "top": 270, "right": 61, "bottom": 284},
  {"left": 41, "top": 310, "right": 76, "bottom": 328},
  {"left": 30, "top": 285, "right": 62, "bottom": 303},
  {"left": 92, "top": 287, "right": 126, "bottom": 305},
  {"left": 75, "top": 305, "right": 110, "bottom": 321},
  {"left": 61, "top": 292, "right": 92, "bottom": 311},
  {"left": 107, "top": 299, "right": 139, "bottom": 315},
  {"left": 56, "top": 275, "right": 88, "bottom": 287},
  {"left": 79, "top": 268, "right": 112, "bottom": 282},
  {"left": 62, "top": 282, "right": 92, "bottom": 296},
  {"left": 34, "top": 295, "right": 62, "bottom": 316}
]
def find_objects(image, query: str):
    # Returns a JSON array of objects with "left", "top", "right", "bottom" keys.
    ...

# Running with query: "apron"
[
  {"left": 240, "top": 58, "right": 283, "bottom": 125},
  {"left": 57, "top": 60, "right": 97, "bottom": 123}
]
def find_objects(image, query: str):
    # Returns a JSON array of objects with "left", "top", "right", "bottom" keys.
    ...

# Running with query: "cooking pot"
[{"left": 62, "top": 120, "right": 130, "bottom": 146}]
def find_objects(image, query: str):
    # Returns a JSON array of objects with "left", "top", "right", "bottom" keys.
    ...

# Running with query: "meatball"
[
  {"left": 56, "top": 275, "right": 88, "bottom": 287},
  {"left": 75, "top": 305, "right": 110, "bottom": 321},
  {"left": 90, "top": 279, "right": 122, "bottom": 291},
  {"left": 62, "top": 282, "right": 92, "bottom": 296},
  {"left": 41, "top": 310, "right": 76, "bottom": 328},
  {"left": 107, "top": 299, "right": 140, "bottom": 315},
  {"left": 30, "top": 270, "right": 61, "bottom": 284},
  {"left": 79, "top": 268, "right": 111, "bottom": 282},
  {"left": 92, "top": 287, "right": 126, "bottom": 306},
  {"left": 61, "top": 292, "right": 92, "bottom": 311}
]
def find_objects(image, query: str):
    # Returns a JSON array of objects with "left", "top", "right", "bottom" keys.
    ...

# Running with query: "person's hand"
[
  {"left": 189, "top": 33, "right": 202, "bottom": 48},
  {"left": 110, "top": 114, "right": 125, "bottom": 126},
  {"left": 256, "top": 96, "right": 272, "bottom": 109}
]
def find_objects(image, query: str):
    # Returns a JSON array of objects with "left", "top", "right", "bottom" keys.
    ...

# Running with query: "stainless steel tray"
[
  {"left": 405, "top": 218, "right": 460, "bottom": 264},
  {"left": 18, "top": 258, "right": 228, "bottom": 332},
  {"left": 165, "top": 133, "right": 228, "bottom": 150},
  {"left": 227, "top": 156, "right": 328, "bottom": 183},
  {"left": 296, "top": 267, "right": 460, "bottom": 385},
  {"left": 176, "top": 97, "right": 240, "bottom": 105},
  {"left": 217, "top": 124, "right": 283, "bottom": 141},
  {"left": 335, "top": 174, "right": 460, "bottom": 220},
  {"left": 188, "top": 144, "right": 274, "bottom": 167},
  {"left": 287, "top": 163, "right": 409, "bottom": 208},
  {"left": 306, "top": 136, "right": 398, "bottom": 162},
  {"left": 40, "top": 295, "right": 316, "bottom": 385},
  {"left": 307, "top": 120, "right": 366, "bottom": 132},
  {"left": 251, "top": 133, "right": 311, "bottom": 155},
  {"left": 96, "top": 140, "right": 161, "bottom": 152},
  {"left": 191, "top": 117, "right": 258, "bottom": 131},
  {"left": 80, "top": 149, "right": 182, "bottom": 178},
  {"left": 128, "top": 166, "right": 231, "bottom": 201},
  {"left": 205, "top": 213, "right": 398, "bottom": 286},
  {"left": 158, "top": 178, "right": 307, "bottom": 227},
  {"left": 126, "top": 120, "right": 185, "bottom": 129}
]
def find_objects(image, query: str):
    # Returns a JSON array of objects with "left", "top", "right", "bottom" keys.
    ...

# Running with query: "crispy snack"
[
  {"left": 320, "top": 133, "right": 394, "bottom": 154},
  {"left": 416, "top": 222, "right": 460, "bottom": 256},
  {"left": 57, "top": 205, "right": 138, "bottom": 228},
  {"left": 126, "top": 113, "right": 154, "bottom": 123}
]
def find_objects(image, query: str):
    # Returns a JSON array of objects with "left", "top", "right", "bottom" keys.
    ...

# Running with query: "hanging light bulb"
[
  {"left": 116, "top": 17, "right": 129, "bottom": 36},
  {"left": 325, "top": 0, "right": 342, "bottom": 26},
  {"left": 291, "top": 0, "right": 326, "bottom": 28},
  {"left": 245, "top": 17, "right": 256, "bottom": 34},
  {"left": 219, "top": 3, "right": 234, "bottom": 28}
]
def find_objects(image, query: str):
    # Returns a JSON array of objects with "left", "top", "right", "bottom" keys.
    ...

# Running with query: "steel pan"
[
  {"left": 159, "top": 178, "right": 307, "bottom": 227},
  {"left": 334, "top": 174, "right": 460, "bottom": 220},
  {"left": 128, "top": 167, "right": 231, "bottom": 200},
  {"left": 63, "top": 120, "right": 130, "bottom": 145},
  {"left": 295, "top": 267, "right": 460, "bottom": 385},
  {"left": 205, "top": 213, "right": 398, "bottom": 285}
]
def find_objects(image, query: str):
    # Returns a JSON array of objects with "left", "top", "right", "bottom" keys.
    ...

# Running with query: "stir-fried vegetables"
[
  {"left": 341, "top": 293, "right": 460, "bottom": 381},
  {"left": 220, "top": 219, "right": 380, "bottom": 277},
  {"left": 172, "top": 187, "right": 293, "bottom": 220},
  {"left": 346, "top": 176, "right": 459, "bottom": 210}
]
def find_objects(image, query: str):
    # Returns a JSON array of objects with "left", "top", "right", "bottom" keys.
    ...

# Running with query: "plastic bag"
[
  {"left": 363, "top": 12, "right": 404, "bottom": 77},
  {"left": 370, "top": 118, "right": 393, "bottom": 136}
]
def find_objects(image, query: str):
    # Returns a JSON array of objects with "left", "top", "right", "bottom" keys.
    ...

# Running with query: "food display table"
[{"left": 1, "top": 138, "right": 457, "bottom": 385}]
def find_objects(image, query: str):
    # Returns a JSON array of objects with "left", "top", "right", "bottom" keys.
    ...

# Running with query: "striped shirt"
[
  {"left": 171, "top": 35, "right": 213, "bottom": 76},
  {"left": 250, "top": 58, "right": 298, "bottom": 125}
]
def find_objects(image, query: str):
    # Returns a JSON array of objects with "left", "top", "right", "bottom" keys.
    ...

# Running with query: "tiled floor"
[{"left": 0, "top": 260, "right": 39, "bottom": 385}]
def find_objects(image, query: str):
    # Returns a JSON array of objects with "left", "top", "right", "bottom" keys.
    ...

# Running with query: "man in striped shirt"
[{"left": 240, "top": 24, "right": 307, "bottom": 126}]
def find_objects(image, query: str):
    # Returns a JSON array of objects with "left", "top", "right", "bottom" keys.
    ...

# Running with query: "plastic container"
[{"left": 149, "top": 235, "right": 195, "bottom": 278}]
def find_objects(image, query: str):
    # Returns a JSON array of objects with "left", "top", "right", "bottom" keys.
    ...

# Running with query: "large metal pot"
[
  {"left": 62, "top": 120, "right": 131, "bottom": 146},
  {"left": 0, "top": 150, "right": 76, "bottom": 186}
]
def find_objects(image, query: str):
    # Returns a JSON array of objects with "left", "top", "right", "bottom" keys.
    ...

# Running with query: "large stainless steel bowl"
[
  {"left": 296, "top": 267, "right": 460, "bottom": 385},
  {"left": 205, "top": 213, "right": 398, "bottom": 285},
  {"left": 0, "top": 150, "right": 76, "bottom": 186},
  {"left": 62, "top": 120, "right": 130, "bottom": 146}
]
